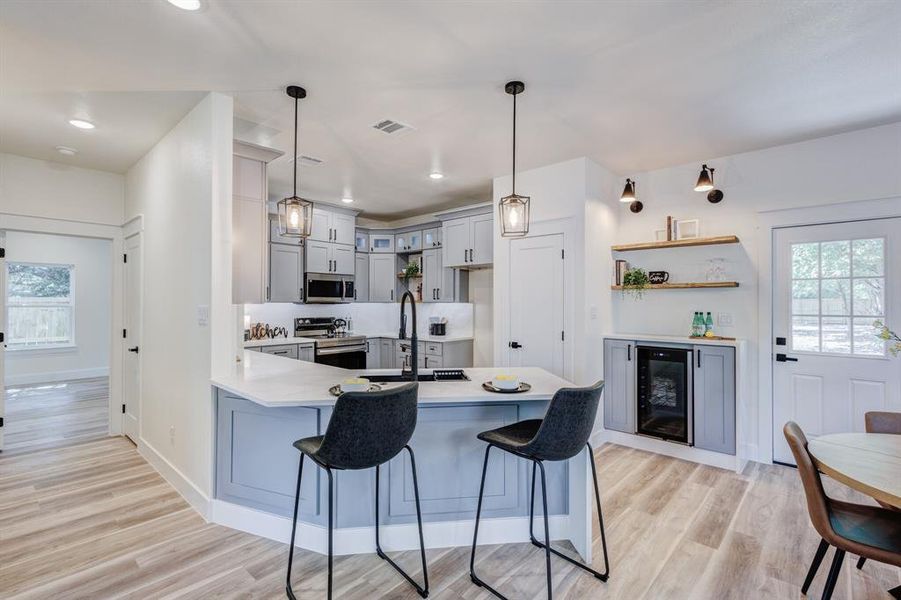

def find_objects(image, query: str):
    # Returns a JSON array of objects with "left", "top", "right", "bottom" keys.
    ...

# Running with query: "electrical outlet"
[
  {"left": 590, "top": 305, "right": 598, "bottom": 320},
  {"left": 169, "top": 425, "right": 176, "bottom": 445},
  {"left": 197, "top": 305, "right": 210, "bottom": 327},
  {"left": 717, "top": 312, "right": 733, "bottom": 327}
]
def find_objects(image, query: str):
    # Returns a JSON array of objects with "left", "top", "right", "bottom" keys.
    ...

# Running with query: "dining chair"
[
  {"left": 783, "top": 422, "right": 901, "bottom": 600},
  {"left": 856, "top": 411, "right": 901, "bottom": 571}
]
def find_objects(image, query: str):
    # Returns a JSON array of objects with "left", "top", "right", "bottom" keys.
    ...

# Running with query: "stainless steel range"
[{"left": 295, "top": 317, "right": 367, "bottom": 369}]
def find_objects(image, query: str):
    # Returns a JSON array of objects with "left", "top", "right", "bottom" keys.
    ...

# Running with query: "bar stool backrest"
[
  {"left": 316, "top": 382, "right": 419, "bottom": 470},
  {"left": 525, "top": 380, "right": 604, "bottom": 461}
]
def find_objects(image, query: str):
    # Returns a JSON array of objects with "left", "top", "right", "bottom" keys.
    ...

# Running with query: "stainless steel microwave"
[{"left": 305, "top": 273, "right": 354, "bottom": 303}]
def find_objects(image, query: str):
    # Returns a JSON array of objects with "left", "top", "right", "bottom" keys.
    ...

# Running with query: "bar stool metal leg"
[
  {"left": 821, "top": 548, "right": 845, "bottom": 600},
  {"left": 285, "top": 455, "right": 304, "bottom": 600},
  {"left": 374, "top": 446, "right": 430, "bottom": 598},
  {"left": 537, "top": 460, "right": 553, "bottom": 600},
  {"left": 326, "top": 466, "right": 334, "bottom": 600},
  {"left": 528, "top": 444, "right": 610, "bottom": 582},
  {"left": 802, "top": 539, "right": 829, "bottom": 595},
  {"left": 470, "top": 445, "right": 511, "bottom": 599}
]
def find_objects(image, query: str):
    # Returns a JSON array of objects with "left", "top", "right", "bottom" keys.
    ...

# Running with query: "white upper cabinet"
[
  {"left": 423, "top": 227, "right": 442, "bottom": 249},
  {"left": 369, "top": 233, "right": 395, "bottom": 253},
  {"left": 396, "top": 230, "right": 422, "bottom": 253},
  {"left": 369, "top": 254, "right": 396, "bottom": 302},
  {"left": 442, "top": 213, "right": 493, "bottom": 268},
  {"left": 332, "top": 245, "right": 354, "bottom": 274},
  {"left": 307, "top": 240, "right": 354, "bottom": 274},
  {"left": 310, "top": 207, "right": 356, "bottom": 245},
  {"left": 355, "top": 230, "right": 369, "bottom": 253},
  {"left": 269, "top": 243, "right": 303, "bottom": 303}
]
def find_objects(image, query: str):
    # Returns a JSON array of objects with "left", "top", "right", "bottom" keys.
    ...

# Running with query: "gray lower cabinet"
[
  {"left": 269, "top": 243, "right": 303, "bottom": 303},
  {"left": 298, "top": 343, "right": 314, "bottom": 362},
  {"left": 365, "top": 338, "right": 381, "bottom": 368},
  {"left": 379, "top": 339, "right": 393, "bottom": 367},
  {"left": 262, "top": 344, "right": 298, "bottom": 359},
  {"left": 693, "top": 345, "right": 736, "bottom": 454},
  {"left": 602, "top": 339, "right": 635, "bottom": 434}
]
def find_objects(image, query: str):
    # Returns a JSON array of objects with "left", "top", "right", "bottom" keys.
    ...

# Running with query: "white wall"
[
  {"left": 608, "top": 121, "right": 901, "bottom": 462},
  {"left": 5, "top": 231, "right": 112, "bottom": 385},
  {"left": 125, "top": 93, "right": 233, "bottom": 504},
  {"left": 244, "top": 302, "right": 474, "bottom": 339},
  {"left": 0, "top": 153, "right": 125, "bottom": 225}
]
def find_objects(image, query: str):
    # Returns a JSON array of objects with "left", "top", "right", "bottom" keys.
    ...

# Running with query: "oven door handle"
[{"left": 316, "top": 345, "right": 367, "bottom": 356}]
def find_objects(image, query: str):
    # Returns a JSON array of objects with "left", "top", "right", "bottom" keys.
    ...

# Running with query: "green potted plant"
[
  {"left": 401, "top": 261, "right": 420, "bottom": 286},
  {"left": 621, "top": 267, "right": 650, "bottom": 299}
]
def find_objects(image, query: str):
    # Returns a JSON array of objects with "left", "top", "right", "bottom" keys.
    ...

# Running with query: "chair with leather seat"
[
  {"left": 856, "top": 411, "right": 901, "bottom": 572},
  {"left": 469, "top": 380, "right": 609, "bottom": 600},
  {"left": 783, "top": 422, "right": 901, "bottom": 600},
  {"left": 285, "top": 382, "right": 429, "bottom": 599}
]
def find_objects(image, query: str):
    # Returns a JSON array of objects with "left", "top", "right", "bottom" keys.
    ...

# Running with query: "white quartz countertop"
[
  {"left": 243, "top": 336, "right": 317, "bottom": 348},
  {"left": 604, "top": 332, "right": 745, "bottom": 347},
  {"left": 362, "top": 332, "right": 474, "bottom": 343},
  {"left": 213, "top": 350, "right": 572, "bottom": 407}
]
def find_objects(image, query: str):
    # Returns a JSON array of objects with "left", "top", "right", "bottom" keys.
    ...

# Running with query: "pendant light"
[
  {"left": 278, "top": 85, "right": 313, "bottom": 238},
  {"left": 620, "top": 177, "right": 643, "bottom": 213},
  {"left": 499, "top": 80, "right": 530, "bottom": 237},
  {"left": 693, "top": 163, "right": 725, "bottom": 204}
]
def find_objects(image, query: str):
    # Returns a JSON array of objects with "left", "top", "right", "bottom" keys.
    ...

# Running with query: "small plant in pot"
[
  {"left": 621, "top": 267, "right": 650, "bottom": 299},
  {"left": 402, "top": 262, "right": 420, "bottom": 286},
  {"left": 874, "top": 320, "right": 901, "bottom": 356}
]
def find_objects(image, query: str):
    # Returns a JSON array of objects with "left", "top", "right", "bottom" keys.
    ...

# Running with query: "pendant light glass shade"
[
  {"left": 694, "top": 164, "right": 714, "bottom": 192},
  {"left": 499, "top": 80, "right": 529, "bottom": 237},
  {"left": 499, "top": 193, "right": 530, "bottom": 237},
  {"left": 620, "top": 178, "right": 636, "bottom": 202},
  {"left": 278, "top": 195, "right": 313, "bottom": 237},
  {"left": 278, "top": 85, "right": 313, "bottom": 238}
]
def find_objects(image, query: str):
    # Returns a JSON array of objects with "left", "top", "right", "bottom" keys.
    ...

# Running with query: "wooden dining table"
[{"left": 808, "top": 432, "right": 901, "bottom": 509}]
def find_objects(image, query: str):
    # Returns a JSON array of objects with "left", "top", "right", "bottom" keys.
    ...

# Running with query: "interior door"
[
  {"left": 508, "top": 234, "right": 564, "bottom": 376},
  {"left": 0, "top": 231, "right": 5, "bottom": 450},
  {"left": 123, "top": 232, "right": 142, "bottom": 443},
  {"left": 773, "top": 218, "right": 901, "bottom": 464}
]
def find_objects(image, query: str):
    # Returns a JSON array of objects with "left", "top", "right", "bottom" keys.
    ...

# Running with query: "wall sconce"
[
  {"left": 620, "top": 178, "right": 643, "bottom": 213},
  {"left": 694, "top": 164, "right": 724, "bottom": 204}
]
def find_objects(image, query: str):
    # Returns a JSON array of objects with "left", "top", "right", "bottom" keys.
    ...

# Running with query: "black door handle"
[
  {"left": 776, "top": 353, "right": 798, "bottom": 362},
  {"left": 128, "top": 346, "right": 139, "bottom": 353},
  {"left": 509, "top": 341, "right": 522, "bottom": 349}
]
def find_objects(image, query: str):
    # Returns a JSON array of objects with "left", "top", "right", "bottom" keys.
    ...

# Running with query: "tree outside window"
[{"left": 6, "top": 263, "right": 75, "bottom": 349}]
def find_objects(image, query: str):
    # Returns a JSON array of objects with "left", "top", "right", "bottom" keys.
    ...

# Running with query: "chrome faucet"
[{"left": 399, "top": 291, "right": 418, "bottom": 381}]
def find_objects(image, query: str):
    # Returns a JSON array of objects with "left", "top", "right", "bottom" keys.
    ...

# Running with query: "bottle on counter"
[
  {"left": 704, "top": 312, "right": 714, "bottom": 337},
  {"left": 691, "top": 312, "right": 702, "bottom": 337}
]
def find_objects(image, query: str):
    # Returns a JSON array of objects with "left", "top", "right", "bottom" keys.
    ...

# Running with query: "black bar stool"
[
  {"left": 285, "top": 382, "right": 429, "bottom": 599},
  {"left": 469, "top": 380, "right": 609, "bottom": 600}
]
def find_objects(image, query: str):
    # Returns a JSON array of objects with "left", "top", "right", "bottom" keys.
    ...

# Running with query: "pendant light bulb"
[
  {"left": 694, "top": 164, "right": 714, "bottom": 192},
  {"left": 499, "top": 80, "right": 530, "bottom": 237},
  {"left": 278, "top": 85, "right": 314, "bottom": 238}
]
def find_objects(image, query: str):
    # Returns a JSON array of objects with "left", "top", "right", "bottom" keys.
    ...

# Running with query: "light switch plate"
[
  {"left": 717, "top": 312, "right": 733, "bottom": 327},
  {"left": 197, "top": 304, "right": 210, "bottom": 327}
]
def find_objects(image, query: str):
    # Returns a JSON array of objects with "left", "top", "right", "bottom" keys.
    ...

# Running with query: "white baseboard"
[
  {"left": 138, "top": 437, "right": 211, "bottom": 519},
  {"left": 595, "top": 429, "right": 742, "bottom": 472},
  {"left": 210, "top": 499, "right": 571, "bottom": 556},
  {"left": 5, "top": 366, "right": 109, "bottom": 386}
]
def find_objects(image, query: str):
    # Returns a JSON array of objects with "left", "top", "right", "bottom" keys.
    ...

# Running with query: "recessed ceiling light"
[
  {"left": 56, "top": 146, "right": 78, "bottom": 156},
  {"left": 429, "top": 172, "right": 444, "bottom": 180},
  {"left": 68, "top": 119, "right": 95, "bottom": 130},
  {"left": 341, "top": 197, "right": 354, "bottom": 204},
  {"left": 166, "top": 0, "right": 202, "bottom": 10}
]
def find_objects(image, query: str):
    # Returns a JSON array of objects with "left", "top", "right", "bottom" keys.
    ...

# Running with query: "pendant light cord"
[
  {"left": 292, "top": 96, "right": 298, "bottom": 198},
  {"left": 512, "top": 91, "right": 517, "bottom": 195}
]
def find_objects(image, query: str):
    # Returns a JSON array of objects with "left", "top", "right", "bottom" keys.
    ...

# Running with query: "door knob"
[
  {"left": 128, "top": 346, "right": 140, "bottom": 353},
  {"left": 775, "top": 353, "right": 798, "bottom": 362},
  {"left": 509, "top": 341, "right": 522, "bottom": 349}
]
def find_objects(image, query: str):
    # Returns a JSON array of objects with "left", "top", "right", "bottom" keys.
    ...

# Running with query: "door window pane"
[
  {"left": 792, "top": 280, "right": 819, "bottom": 315},
  {"left": 821, "top": 317, "right": 851, "bottom": 354},
  {"left": 853, "top": 278, "right": 884, "bottom": 316},
  {"left": 792, "top": 243, "right": 819, "bottom": 278},
  {"left": 853, "top": 318, "right": 885, "bottom": 356},
  {"left": 821, "top": 241, "right": 850, "bottom": 277},
  {"left": 821, "top": 279, "right": 850, "bottom": 315},
  {"left": 852, "top": 238, "right": 884, "bottom": 276},
  {"left": 792, "top": 316, "right": 820, "bottom": 352}
]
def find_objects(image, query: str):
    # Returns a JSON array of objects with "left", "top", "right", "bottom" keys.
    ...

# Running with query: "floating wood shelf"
[
  {"left": 611, "top": 281, "right": 739, "bottom": 290},
  {"left": 611, "top": 235, "right": 740, "bottom": 252}
]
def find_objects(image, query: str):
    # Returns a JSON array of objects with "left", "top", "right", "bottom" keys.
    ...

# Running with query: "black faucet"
[{"left": 399, "top": 290, "right": 418, "bottom": 381}]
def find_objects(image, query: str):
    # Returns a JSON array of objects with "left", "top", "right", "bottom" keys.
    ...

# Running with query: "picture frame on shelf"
[
  {"left": 674, "top": 219, "right": 700, "bottom": 240},
  {"left": 654, "top": 229, "right": 668, "bottom": 241}
]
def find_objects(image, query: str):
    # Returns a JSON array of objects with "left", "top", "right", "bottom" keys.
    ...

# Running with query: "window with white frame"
[
  {"left": 6, "top": 262, "right": 75, "bottom": 349},
  {"left": 790, "top": 237, "right": 886, "bottom": 356}
]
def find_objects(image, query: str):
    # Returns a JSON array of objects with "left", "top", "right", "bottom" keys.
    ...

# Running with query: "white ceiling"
[{"left": 2, "top": 0, "right": 899, "bottom": 219}]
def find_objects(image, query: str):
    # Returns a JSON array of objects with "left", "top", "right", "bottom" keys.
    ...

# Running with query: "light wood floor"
[
  {"left": 1, "top": 437, "right": 898, "bottom": 599},
  {"left": 2, "top": 377, "right": 109, "bottom": 455}
]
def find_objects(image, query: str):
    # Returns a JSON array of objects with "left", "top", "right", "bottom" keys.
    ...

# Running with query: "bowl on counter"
[
  {"left": 491, "top": 374, "right": 520, "bottom": 390},
  {"left": 340, "top": 378, "right": 371, "bottom": 393}
]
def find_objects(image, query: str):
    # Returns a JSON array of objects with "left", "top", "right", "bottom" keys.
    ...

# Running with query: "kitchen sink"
[{"left": 362, "top": 369, "right": 470, "bottom": 383}]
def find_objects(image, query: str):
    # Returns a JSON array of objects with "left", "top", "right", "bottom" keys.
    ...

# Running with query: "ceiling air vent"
[
  {"left": 372, "top": 119, "right": 415, "bottom": 137},
  {"left": 288, "top": 154, "right": 324, "bottom": 167}
]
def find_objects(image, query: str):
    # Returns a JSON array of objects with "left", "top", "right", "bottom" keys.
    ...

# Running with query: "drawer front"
[
  {"left": 425, "top": 342, "right": 442, "bottom": 356},
  {"left": 262, "top": 344, "right": 299, "bottom": 359},
  {"left": 423, "top": 354, "right": 443, "bottom": 369}
]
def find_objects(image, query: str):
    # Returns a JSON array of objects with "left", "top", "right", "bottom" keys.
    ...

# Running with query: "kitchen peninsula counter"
[{"left": 210, "top": 351, "right": 594, "bottom": 561}]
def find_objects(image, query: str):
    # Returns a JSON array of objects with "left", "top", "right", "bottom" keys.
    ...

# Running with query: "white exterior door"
[
  {"left": 123, "top": 232, "right": 142, "bottom": 443},
  {"left": 508, "top": 234, "right": 565, "bottom": 377},
  {"left": 772, "top": 218, "right": 901, "bottom": 464},
  {"left": 0, "top": 232, "right": 5, "bottom": 450}
]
